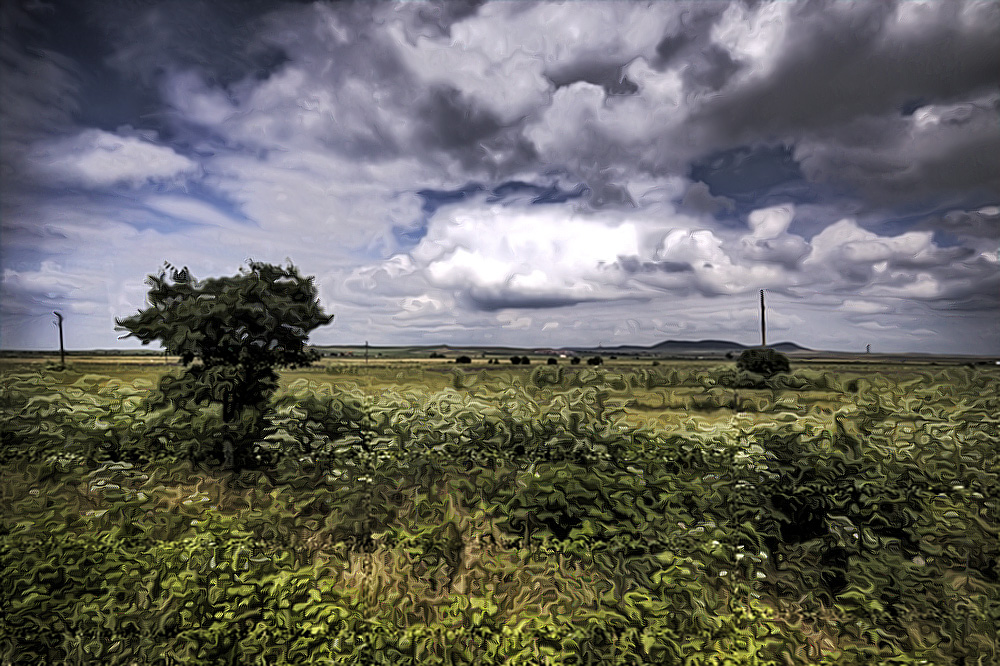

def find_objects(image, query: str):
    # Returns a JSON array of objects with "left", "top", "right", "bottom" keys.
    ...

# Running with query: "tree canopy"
[{"left": 116, "top": 261, "right": 333, "bottom": 466}]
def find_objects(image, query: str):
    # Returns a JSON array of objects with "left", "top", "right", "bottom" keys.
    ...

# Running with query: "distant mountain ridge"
[
  {"left": 578, "top": 339, "right": 810, "bottom": 353},
  {"left": 309, "top": 339, "right": 811, "bottom": 355}
]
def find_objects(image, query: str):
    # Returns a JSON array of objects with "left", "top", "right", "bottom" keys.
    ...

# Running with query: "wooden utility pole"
[
  {"left": 759, "top": 290, "right": 766, "bottom": 348},
  {"left": 365, "top": 340, "right": 369, "bottom": 364},
  {"left": 53, "top": 311, "right": 65, "bottom": 369}
]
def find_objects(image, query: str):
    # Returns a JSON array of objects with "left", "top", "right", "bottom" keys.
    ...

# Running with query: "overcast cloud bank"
[{"left": 2, "top": 0, "right": 998, "bottom": 354}]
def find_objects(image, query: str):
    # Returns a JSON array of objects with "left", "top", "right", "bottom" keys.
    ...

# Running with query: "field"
[{"left": 1, "top": 353, "right": 998, "bottom": 664}]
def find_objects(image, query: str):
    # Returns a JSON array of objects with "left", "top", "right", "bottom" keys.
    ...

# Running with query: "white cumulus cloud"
[
  {"left": 409, "top": 204, "right": 643, "bottom": 308},
  {"left": 27, "top": 129, "right": 198, "bottom": 188}
]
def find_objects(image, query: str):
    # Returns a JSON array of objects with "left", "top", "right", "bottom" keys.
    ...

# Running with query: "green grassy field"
[
  {"left": 1, "top": 355, "right": 998, "bottom": 664},
  {"left": 1, "top": 352, "right": 984, "bottom": 436}
]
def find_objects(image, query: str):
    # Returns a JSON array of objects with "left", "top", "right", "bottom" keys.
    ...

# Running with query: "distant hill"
[
  {"left": 767, "top": 342, "right": 810, "bottom": 352},
  {"left": 570, "top": 339, "right": 810, "bottom": 354},
  {"left": 307, "top": 339, "right": 811, "bottom": 357}
]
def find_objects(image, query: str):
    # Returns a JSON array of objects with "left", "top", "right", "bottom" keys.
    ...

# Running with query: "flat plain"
[{"left": 1, "top": 352, "right": 998, "bottom": 664}]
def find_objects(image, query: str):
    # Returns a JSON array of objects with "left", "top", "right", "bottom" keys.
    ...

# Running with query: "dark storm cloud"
[
  {"left": 0, "top": 5, "right": 81, "bottom": 180},
  {"left": 0, "top": 1, "right": 87, "bottom": 274},
  {"left": 410, "top": 0, "right": 486, "bottom": 37},
  {"left": 3, "top": 0, "right": 296, "bottom": 139},
  {"left": 547, "top": 61, "right": 640, "bottom": 96},
  {"left": 90, "top": 0, "right": 293, "bottom": 87},
  {"left": 793, "top": 95, "right": 1000, "bottom": 206},
  {"left": 413, "top": 86, "right": 539, "bottom": 176},
  {"left": 0, "top": 6, "right": 80, "bottom": 133},
  {"left": 653, "top": 4, "right": 730, "bottom": 66},
  {"left": 617, "top": 257, "right": 693, "bottom": 274},
  {"left": 681, "top": 44, "right": 742, "bottom": 92},
  {"left": 679, "top": 182, "right": 735, "bottom": 216},
  {"left": 692, "top": 1, "right": 1000, "bottom": 142},
  {"left": 418, "top": 86, "right": 503, "bottom": 151},
  {"left": 931, "top": 208, "right": 1000, "bottom": 240},
  {"left": 644, "top": 1, "right": 999, "bottom": 213},
  {"left": 108, "top": 1, "right": 527, "bottom": 172},
  {"left": 465, "top": 291, "right": 609, "bottom": 312},
  {"left": 924, "top": 269, "right": 1000, "bottom": 310}
]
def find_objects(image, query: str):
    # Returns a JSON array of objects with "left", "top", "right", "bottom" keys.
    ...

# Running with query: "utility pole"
[
  {"left": 53, "top": 311, "right": 65, "bottom": 369},
  {"left": 759, "top": 290, "right": 766, "bottom": 348},
  {"left": 365, "top": 340, "right": 369, "bottom": 364}
]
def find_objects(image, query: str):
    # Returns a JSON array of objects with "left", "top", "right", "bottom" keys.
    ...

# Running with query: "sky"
[{"left": 1, "top": 0, "right": 998, "bottom": 355}]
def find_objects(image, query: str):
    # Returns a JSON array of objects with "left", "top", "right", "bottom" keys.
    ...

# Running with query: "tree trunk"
[{"left": 221, "top": 393, "right": 236, "bottom": 470}]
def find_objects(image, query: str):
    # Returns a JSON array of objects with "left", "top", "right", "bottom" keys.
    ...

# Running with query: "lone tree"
[{"left": 116, "top": 261, "right": 333, "bottom": 468}]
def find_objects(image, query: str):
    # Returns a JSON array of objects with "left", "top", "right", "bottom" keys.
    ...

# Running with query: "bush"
[
  {"left": 3, "top": 366, "right": 998, "bottom": 664},
  {"left": 520, "top": 356, "right": 531, "bottom": 365},
  {"left": 510, "top": 356, "right": 522, "bottom": 365},
  {"left": 587, "top": 356, "right": 603, "bottom": 366},
  {"left": 455, "top": 356, "right": 472, "bottom": 364},
  {"left": 570, "top": 357, "right": 581, "bottom": 365},
  {"left": 735, "top": 348, "right": 790, "bottom": 378},
  {"left": 547, "top": 357, "right": 558, "bottom": 365}
]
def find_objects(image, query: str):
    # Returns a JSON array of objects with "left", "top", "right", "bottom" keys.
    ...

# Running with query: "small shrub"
[
  {"left": 570, "top": 357, "right": 581, "bottom": 365},
  {"left": 587, "top": 356, "right": 604, "bottom": 366},
  {"left": 520, "top": 356, "right": 531, "bottom": 365},
  {"left": 547, "top": 357, "right": 558, "bottom": 365},
  {"left": 455, "top": 355, "right": 472, "bottom": 364},
  {"left": 736, "top": 348, "right": 790, "bottom": 378},
  {"left": 510, "top": 356, "right": 522, "bottom": 365}
]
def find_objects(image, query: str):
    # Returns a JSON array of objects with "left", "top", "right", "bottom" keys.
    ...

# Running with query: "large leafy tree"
[{"left": 117, "top": 261, "right": 333, "bottom": 467}]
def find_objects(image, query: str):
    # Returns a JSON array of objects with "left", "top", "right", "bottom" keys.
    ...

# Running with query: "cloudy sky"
[{"left": 2, "top": 0, "right": 998, "bottom": 354}]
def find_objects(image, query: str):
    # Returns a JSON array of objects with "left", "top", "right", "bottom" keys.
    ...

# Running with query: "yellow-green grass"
[
  {"left": 3, "top": 355, "right": 996, "bottom": 663},
  {"left": 5, "top": 354, "right": 993, "bottom": 445},
  {"left": 2, "top": 354, "right": 988, "bottom": 418}
]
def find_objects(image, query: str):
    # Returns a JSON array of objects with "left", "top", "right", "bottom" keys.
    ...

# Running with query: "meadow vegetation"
[{"left": 1, "top": 356, "right": 998, "bottom": 664}]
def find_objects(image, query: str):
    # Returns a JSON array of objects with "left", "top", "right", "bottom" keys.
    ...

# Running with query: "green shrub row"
[{"left": 2, "top": 367, "right": 998, "bottom": 664}]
